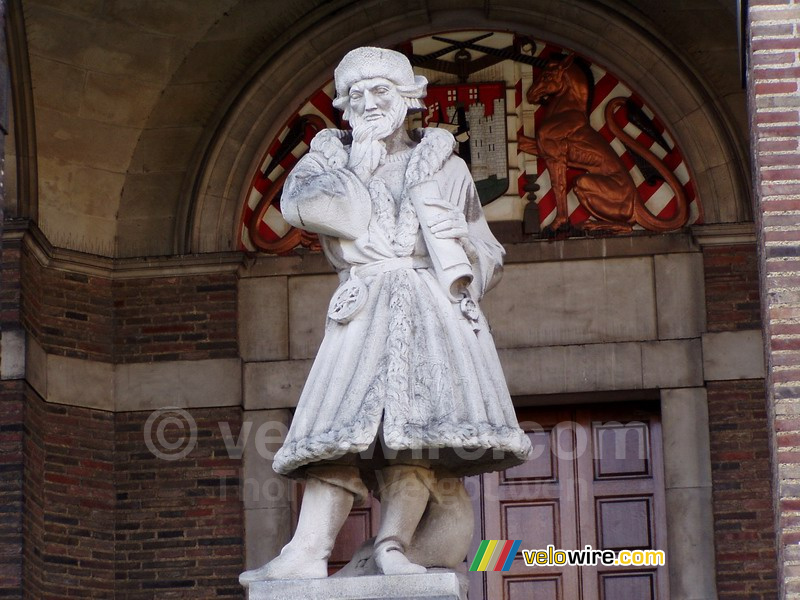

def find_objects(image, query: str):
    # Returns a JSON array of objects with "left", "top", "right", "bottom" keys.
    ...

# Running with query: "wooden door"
[
  {"left": 484, "top": 408, "right": 580, "bottom": 600},
  {"left": 576, "top": 405, "right": 667, "bottom": 599},
  {"left": 317, "top": 402, "right": 668, "bottom": 599},
  {"left": 476, "top": 402, "right": 668, "bottom": 600}
]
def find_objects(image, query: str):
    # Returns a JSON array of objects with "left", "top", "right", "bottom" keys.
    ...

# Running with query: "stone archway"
[{"left": 184, "top": 0, "right": 750, "bottom": 254}]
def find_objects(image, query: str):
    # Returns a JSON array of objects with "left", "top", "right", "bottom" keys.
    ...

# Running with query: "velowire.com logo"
[{"left": 469, "top": 540, "right": 522, "bottom": 572}]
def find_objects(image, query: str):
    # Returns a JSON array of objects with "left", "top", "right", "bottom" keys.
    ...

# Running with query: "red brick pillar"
[{"left": 748, "top": 2, "right": 800, "bottom": 596}]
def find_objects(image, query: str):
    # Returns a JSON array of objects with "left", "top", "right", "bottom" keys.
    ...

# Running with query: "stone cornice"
[
  {"left": 6, "top": 219, "right": 758, "bottom": 280},
  {"left": 690, "top": 223, "right": 756, "bottom": 246},
  {"left": 9, "top": 220, "right": 245, "bottom": 279}
]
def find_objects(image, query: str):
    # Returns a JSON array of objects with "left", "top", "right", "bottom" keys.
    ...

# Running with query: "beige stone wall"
[{"left": 238, "top": 231, "right": 762, "bottom": 412}]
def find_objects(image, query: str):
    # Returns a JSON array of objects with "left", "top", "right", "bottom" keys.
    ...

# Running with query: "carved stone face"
[{"left": 347, "top": 77, "right": 407, "bottom": 140}]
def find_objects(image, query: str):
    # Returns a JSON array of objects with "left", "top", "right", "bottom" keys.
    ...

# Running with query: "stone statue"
[{"left": 239, "top": 47, "right": 532, "bottom": 585}]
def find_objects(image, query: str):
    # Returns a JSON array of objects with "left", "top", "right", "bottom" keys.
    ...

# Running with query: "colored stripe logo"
[{"left": 469, "top": 540, "right": 522, "bottom": 572}]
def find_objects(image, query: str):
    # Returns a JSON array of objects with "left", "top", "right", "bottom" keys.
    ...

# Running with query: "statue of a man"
[{"left": 240, "top": 47, "right": 531, "bottom": 584}]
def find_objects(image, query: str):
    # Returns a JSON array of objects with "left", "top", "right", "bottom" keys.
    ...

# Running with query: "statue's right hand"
[{"left": 348, "top": 138, "right": 384, "bottom": 182}]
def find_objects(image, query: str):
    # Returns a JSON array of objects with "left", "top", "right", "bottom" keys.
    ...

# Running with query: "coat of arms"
[
  {"left": 236, "top": 32, "right": 701, "bottom": 253},
  {"left": 422, "top": 83, "right": 509, "bottom": 205}
]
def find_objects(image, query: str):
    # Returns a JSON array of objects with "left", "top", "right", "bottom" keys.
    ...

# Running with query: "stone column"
[
  {"left": 660, "top": 387, "right": 717, "bottom": 600},
  {"left": 748, "top": 2, "right": 800, "bottom": 597},
  {"left": 242, "top": 408, "right": 294, "bottom": 570}
]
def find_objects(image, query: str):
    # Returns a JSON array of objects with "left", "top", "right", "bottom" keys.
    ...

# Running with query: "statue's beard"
[{"left": 349, "top": 99, "right": 408, "bottom": 142}]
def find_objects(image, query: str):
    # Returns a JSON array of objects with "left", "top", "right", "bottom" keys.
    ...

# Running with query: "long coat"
[{"left": 273, "top": 128, "right": 532, "bottom": 477}]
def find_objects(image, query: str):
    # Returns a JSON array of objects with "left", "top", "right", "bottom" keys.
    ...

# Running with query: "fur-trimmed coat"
[{"left": 274, "top": 128, "right": 532, "bottom": 477}]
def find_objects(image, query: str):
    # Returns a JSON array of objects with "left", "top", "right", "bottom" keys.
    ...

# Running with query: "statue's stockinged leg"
[
  {"left": 239, "top": 466, "right": 367, "bottom": 584},
  {"left": 374, "top": 464, "right": 433, "bottom": 575}
]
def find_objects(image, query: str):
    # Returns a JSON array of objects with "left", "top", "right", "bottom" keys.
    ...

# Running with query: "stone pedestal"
[{"left": 246, "top": 571, "right": 468, "bottom": 600}]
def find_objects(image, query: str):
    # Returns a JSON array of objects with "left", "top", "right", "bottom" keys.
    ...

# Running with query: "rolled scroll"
[{"left": 410, "top": 180, "right": 474, "bottom": 302}]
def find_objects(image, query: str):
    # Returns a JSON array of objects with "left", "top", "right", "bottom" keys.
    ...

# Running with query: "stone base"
[{"left": 246, "top": 571, "right": 468, "bottom": 600}]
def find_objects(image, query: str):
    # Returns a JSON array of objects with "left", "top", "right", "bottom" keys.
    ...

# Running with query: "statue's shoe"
[
  {"left": 375, "top": 546, "right": 427, "bottom": 576},
  {"left": 239, "top": 550, "right": 327, "bottom": 585}
]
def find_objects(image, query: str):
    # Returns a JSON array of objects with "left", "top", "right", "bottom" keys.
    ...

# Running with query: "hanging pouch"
[{"left": 327, "top": 274, "right": 368, "bottom": 323}]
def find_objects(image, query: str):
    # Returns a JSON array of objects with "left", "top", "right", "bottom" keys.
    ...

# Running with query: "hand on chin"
[{"left": 352, "top": 115, "right": 392, "bottom": 143}]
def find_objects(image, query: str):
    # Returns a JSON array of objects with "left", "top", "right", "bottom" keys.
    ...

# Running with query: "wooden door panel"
[
  {"left": 594, "top": 422, "right": 651, "bottom": 479},
  {"left": 503, "top": 429, "right": 556, "bottom": 482},
  {"left": 599, "top": 571, "right": 656, "bottom": 600},
  {"left": 314, "top": 403, "right": 668, "bottom": 598},
  {"left": 596, "top": 496, "right": 654, "bottom": 550},
  {"left": 505, "top": 575, "right": 562, "bottom": 600},
  {"left": 466, "top": 475, "right": 487, "bottom": 600},
  {"left": 329, "top": 505, "right": 377, "bottom": 571},
  {"left": 502, "top": 501, "right": 559, "bottom": 547}
]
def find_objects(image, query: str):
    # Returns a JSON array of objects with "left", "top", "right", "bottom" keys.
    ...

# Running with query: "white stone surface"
[
  {"left": 242, "top": 409, "right": 293, "bottom": 510},
  {"left": 32, "top": 351, "right": 241, "bottom": 411},
  {"left": 246, "top": 337, "right": 707, "bottom": 406},
  {"left": 25, "top": 335, "right": 48, "bottom": 397},
  {"left": 702, "top": 329, "right": 765, "bottom": 380},
  {"left": 245, "top": 506, "right": 293, "bottom": 570},
  {"left": 48, "top": 354, "right": 115, "bottom": 411},
  {"left": 114, "top": 358, "right": 241, "bottom": 411},
  {"left": 660, "top": 388, "right": 717, "bottom": 600},
  {"left": 239, "top": 276, "right": 289, "bottom": 362},
  {"left": 499, "top": 342, "right": 643, "bottom": 395},
  {"left": 246, "top": 571, "right": 467, "bottom": 600},
  {"left": 641, "top": 339, "right": 703, "bottom": 388},
  {"left": 665, "top": 487, "right": 718, "bottom": 600},
  {"left": 287, "top": 274, "right": 338, "bottom": 359},
  {"left": 661, "top": 388, "right": 712, "bottom": 489},
  {"left": 654, "top": 252, "right": 706, "bottom": 340},
  {"left": 482, "top": 257, "right": 657, "bottom": 349},
  {"left": 243, "top": 360, "right": 313, "bottom": 410},
  {"left": 0, "top": 328, "right": 26, "bottom": 380},
  {"left": 255, "top": 47, "right": 529, "bottom": 582}
]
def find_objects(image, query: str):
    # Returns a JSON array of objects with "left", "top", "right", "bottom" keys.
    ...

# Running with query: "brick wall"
[
  {"left": 21, "top": 391, "right": 244, "bottom": 598},
  {"left": 703, "top": 244, "right": 762, "bottom": 332},
  {"left": 748, "top": 1, "right": 800, "bottom": 596},
  {"left": 23, "top": 389, "right": 115, "bottom": 599},
  {"left": 20, "top": 246, "right": 114, "bottom": 362},
  {"left": 20, "top": 248, "right": 238, "bottom": 363},
  {"left": 703, "top": 244, "right": 777, "bottom": 597},
  {"left": 708, "top": 380, "right": 778, "bottom": 597},
  {"left": 0, "top": 380, "right": 23, "bottom": 600},
  {"left": 115, "top": 406, "right": 243, "bottom": 599},
  {"left": 1, "top": 236, "right": 21, "bottom": 331},
  {"left": 114, "top": 274, "right": 237, "bottom": 363}
]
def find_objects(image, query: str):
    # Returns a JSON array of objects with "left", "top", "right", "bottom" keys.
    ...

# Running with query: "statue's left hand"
[
  {"left": 310, "top": 130, "right": 349, "bottom": 168},
  {"left": 428, "top": 210, "right": 469, "bottom": 239}
]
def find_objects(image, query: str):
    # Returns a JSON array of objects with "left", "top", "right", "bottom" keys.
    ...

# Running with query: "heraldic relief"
[{"left": 236, "top": 31, "right": 702, "bottom": 254}]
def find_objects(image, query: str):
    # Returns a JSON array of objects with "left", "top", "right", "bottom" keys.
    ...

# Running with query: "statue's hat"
[{"left": 333, "top": 47, "right": 427, "bottom": 108}]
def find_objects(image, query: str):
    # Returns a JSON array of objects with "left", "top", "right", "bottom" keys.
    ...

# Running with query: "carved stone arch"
[
  {"left": 184, "top": 0, "right": 750, "bottom": 253},
  {"left": 5, "top": 0, "right": 38, "bottom": 221}
]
